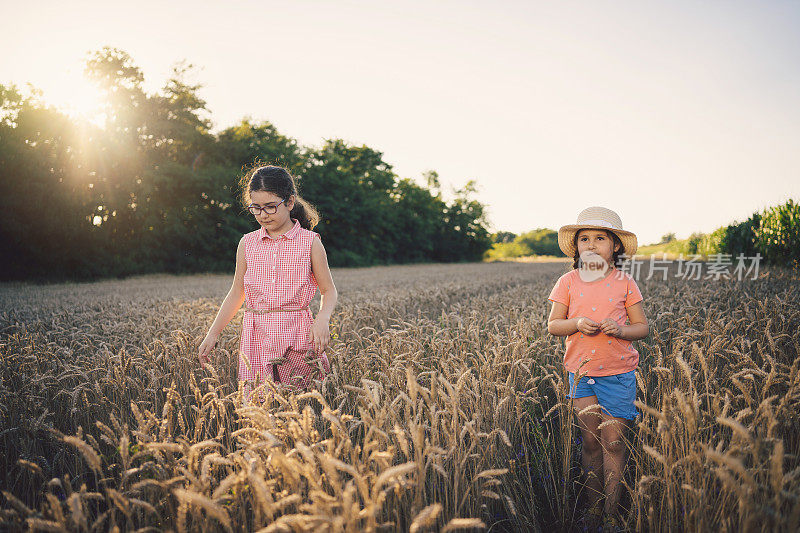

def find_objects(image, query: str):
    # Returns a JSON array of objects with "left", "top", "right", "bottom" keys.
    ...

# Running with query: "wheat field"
[{"left": 1, "top": 262, "right": 799, "bottom": 532}]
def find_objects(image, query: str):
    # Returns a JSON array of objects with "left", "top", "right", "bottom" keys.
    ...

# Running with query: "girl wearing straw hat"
[{"left": 547, "top": 206, "right": 649, "bottom": 530}]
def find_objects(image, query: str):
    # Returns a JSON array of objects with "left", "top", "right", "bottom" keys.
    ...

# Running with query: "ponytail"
[{"left": 290, "top": 195, "right": 319, "bottom": 230}]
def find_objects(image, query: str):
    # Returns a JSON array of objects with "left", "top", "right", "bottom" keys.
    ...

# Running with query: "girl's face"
[
  {"left": 249, "top": 190, "right": 295, "bottom": 233},
  {"left": 576, "top": 229, "right": 620, "bottom": 268}
]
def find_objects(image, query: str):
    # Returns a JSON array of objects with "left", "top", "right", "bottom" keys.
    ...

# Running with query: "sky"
[{"left": 2, "top": 0, "right": 799, "bottom": 244}]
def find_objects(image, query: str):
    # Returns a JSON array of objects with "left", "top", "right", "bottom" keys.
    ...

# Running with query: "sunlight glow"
[{"left": 44, "top": 70, "right": 106, "bottom": 127}]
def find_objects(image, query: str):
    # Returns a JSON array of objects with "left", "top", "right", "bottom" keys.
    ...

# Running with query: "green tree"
[
  {"left": 516, "top": 228, "right": 559, "bottom": 256},
  {"left": 686, "top": 232, "right": 705, "bottom": 255},
  {"left": 493, "top": 231, "right": 517, "bottom": 244},
  {"left": 434, "top": 181, "right": 492, "bottom": 262},
  {"left": 0, "top": 85, "right": 109, "bottom": 279},
  {"left": 83, "top": 48, "right": 226, "bottom": 274},
  {"left": 720, "top": 215, "right": 760, "bottom": 258},
  {"left": 1, "top": 48, "right": 494, "bottom": 279},
  {"left": 216, "top": 119, "right": 303, "bottom": 172},
  {"left": 392, "top": 178, "right": 447, "bottom": 262},
  {"left": 300, "top": 140, "right": 398, "bottom": 266}
]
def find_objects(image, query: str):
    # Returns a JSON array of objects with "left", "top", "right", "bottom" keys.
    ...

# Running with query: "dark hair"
[
  {"left": 571, "top": 229, "right": 626, "bottom": 269},
  {"left": 239, "top": 165, "right": 320, "bottom": 230}
]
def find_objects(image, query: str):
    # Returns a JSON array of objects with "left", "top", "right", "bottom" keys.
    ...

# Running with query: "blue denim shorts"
[{"left": 568, "top": 370, "right": 638, "bottom": 420}]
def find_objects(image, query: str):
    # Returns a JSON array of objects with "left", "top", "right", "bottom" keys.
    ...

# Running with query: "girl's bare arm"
[
  {"left": 309, "top": 237, "right": 337, "bottom": 353},
  {"left": 198, "top": 238, "right": 247, "bottom": 362}
]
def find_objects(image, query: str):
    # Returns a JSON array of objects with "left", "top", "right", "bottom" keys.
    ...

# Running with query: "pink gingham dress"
[{"left": 239, "top": 220, "right": 330, "bottom": 387}]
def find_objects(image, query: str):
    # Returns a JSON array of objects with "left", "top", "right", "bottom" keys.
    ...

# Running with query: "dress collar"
[{"left": 259, "top": 219, "right": 301, "bottom": 241}]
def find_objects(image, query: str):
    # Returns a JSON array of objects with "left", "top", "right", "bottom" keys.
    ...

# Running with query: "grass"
[{"left": 636, "top": 239, "right": 693, "bottom": 257}]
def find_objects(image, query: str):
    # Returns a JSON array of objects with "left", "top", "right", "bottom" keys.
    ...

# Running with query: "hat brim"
[{"left": 557, "top": 224, "right": 638, "bottom": 259}]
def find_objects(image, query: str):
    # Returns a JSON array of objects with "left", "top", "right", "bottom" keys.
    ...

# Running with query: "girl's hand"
[
  {"left": 310, "top": 317, "right": 330, "bottom": 354},
  {"left": 198, "top": 332, "right": 219, "bottom": 365},
  {"left": 576, "top": 317, "right": 600, "bottom": 335},
  {"left": 600, "top": 318, "right": 622, "bottom": 337}
]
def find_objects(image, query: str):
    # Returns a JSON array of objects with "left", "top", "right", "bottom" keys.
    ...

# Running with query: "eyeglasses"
[{"left": 248, "top": 199, "right": 285, "bottom": 215}]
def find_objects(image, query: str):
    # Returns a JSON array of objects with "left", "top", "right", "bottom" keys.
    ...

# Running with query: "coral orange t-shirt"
[{"left": 548, "top": 268, "right": 643, "bottom": 376}]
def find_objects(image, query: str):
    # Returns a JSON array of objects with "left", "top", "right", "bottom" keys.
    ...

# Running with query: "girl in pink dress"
[{"left": 198, "top": 166, "right": 337, "bottom": 398}]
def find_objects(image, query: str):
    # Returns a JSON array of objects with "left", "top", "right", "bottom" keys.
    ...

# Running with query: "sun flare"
[{"left": 44, "top": 72, "right": 106, "bottom": 126}]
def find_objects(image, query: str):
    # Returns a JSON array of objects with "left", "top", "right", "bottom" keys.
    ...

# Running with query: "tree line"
[
  {"left": 484, "top": 229, "right": 560, "bottom": 260},
  {"left": 485, "top": 199, "right": 800, "bottom": 268},
  {"left": 0, "top": 48, "right": 492, "bottom": 281}
]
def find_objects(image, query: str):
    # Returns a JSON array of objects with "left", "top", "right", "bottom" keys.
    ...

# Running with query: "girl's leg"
[
  {"left": 599, "top": 413, "right": 630, "bottom": 516},
  {"left": 573, "top": 395, "right": 604, "bottom": 513}
]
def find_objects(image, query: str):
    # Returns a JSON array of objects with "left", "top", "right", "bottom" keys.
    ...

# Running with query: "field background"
[{"left": 2, "top": 262, "right": 799, "bottom": 531}]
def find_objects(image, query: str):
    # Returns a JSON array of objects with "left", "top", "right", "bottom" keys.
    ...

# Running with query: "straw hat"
[{"left": 557, "top": 206, "right": 638, "bottom": 258}]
